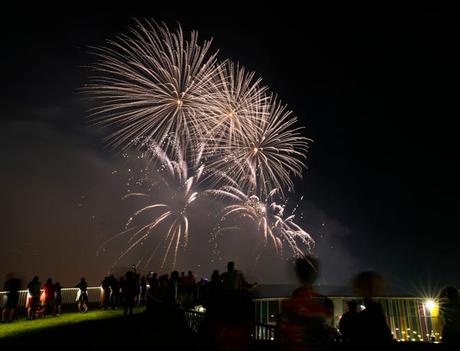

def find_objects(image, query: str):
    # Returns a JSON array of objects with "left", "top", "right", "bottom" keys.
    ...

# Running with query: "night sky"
[{"left": 1, "top": 5, "right": 459, "bottom": 292}]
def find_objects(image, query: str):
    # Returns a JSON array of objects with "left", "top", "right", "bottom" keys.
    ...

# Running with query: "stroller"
[
  {"left": 35, "top": 289, "right": 47, "bottom": 318},
  {"left": 27, "top": 290, "right": 46, "bottom": 319}
]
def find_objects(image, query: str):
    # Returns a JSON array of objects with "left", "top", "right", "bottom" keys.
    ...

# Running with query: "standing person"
[
  {"left": 55, "top": 282, "right": 62, "bottom": 316},
  {"left": 123, "top": 271, "right": 137, "bottom": 316},
  {"left": 186, "top": 271, "right": 196, "bottom": 304},
  {"left": 43, "top": 278, "right": 56, "bottom": 316},
  {"left": 205, "top": 263, "right": 256, "bottom": 351},
  {"left": 352, "top": 271, "right": 393, "bottom": 347},
  {"left": 277, "top": 256, "right": 334, "bottom": 351},
  {"left": 339, "top": 300, "right": 360, "bottom": 344},
  {"left": 147, "top": 272, "right": 159, "bottom": 296},
  {"left": 27, "top": 276, "right": 41, "bottom": 319},
  {"left": 1, "top": 273, "right": 21, "bottom": 323},
  {"left": 118, "top": 276, "right": 125, "bottom": 307},
  {"left": 76, "top": 278, "right": 89, "bottom": 313},
  {"left": 100, "top": 276, "right": 111, "bottom": 310},
  {"left": 180, "top": 272, "right": 186, "bottom": 285},
  {"left": 440, "top": 286, "right": 460, "bottom": 346},
  {"left": 220, "top": 262, "right": 255, "bottom": 294},
  {"left": 167, "top": 271, "right": 181, "bottom": 304},
  {"left": 139, "top": 276, "right": 147, "bottom": 306},
  {"left": 134, "top": 273, "right": 141, "bottom": 306},
  {"left": 203, "top": 270, "right": 222, "bottom": 316},
  {"left": 109, "top": 275, "right": 120, "bottom": 309},
  {"left": 186, "top": 271, "right": 196, "bottom": 285}
]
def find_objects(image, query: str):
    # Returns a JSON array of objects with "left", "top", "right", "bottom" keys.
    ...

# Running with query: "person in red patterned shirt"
[{"left": 277, "top": 256, "right": 335, "bottom": 351}]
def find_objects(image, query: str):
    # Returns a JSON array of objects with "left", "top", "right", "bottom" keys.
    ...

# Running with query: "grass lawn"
[{"left": 0, "top": 308, "right": 143, "bottom": 339}]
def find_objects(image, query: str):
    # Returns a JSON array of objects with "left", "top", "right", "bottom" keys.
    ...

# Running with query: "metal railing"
[
  {"left": 0, "top": 287, "right": 102, "bottom": 307},
  {"left": 182, "top": 309, "right": 205, "bottom": 332},
  {"left": 1, "top": 287, "right": 443, "bottom": 342},
  {"left": 252, "top": 296, "right": 442, "bottom": 343}
]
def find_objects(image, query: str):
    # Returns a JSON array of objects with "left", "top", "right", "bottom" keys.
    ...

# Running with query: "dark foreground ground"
[{"left": 0, "top": 312, "right": 451, "bottom": 350}]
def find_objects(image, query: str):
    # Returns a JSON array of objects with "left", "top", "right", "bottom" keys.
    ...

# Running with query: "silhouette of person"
[
  {"left": 277, "top": 255, "right": 334, "bottom": 351},
  {"left": 43, "top": 278, "right": 56, "bottom": 316},
  {"left": 27, "top": 276, "right": 41, "bottom": 319},
  {"left": 352, "top": 271, "right": 393, "bottom": 346},
  {"left": 100, "top": 275, "right": 111, "bottom": 309},
  {"left": 201, "top": 262, "right": 255, "bottom": 351},
  {"left": 1, "top": 273, "right": 21, "bottom": 323},
  {"left": 180, "top": 271, "right": 186, "bottom": 285},
  {"left": 140, "top": 276, "right": 147, "bottom": 306},
  {"left": 167, "top": 271, "right": 180, "bottom": 304},
  {"left": 440, "top": 286, "right": 460, "bottom": 346},
  {"left": 208, "top": 270, "right": 221, "bottom": 297},
  {"left": 220, "top": 262, "right": 255, "bottom": 294},
  {"left": 123, "top": 271, "right": 137, "bottom": 316},
  {"left": 76, "top": 277, "right": 89, "bottom": 313},
  {"left": 339, "top": 300, "right": 360, "bottom": 344},
  {"left": 109, "top": 275, "right": 120, "bottom": 309},
  {"left": 147, "top": 272, "right": 159, "bottom": 295},
  {"left": 55, "top": 282, "right": 62, "bottom": 316}
]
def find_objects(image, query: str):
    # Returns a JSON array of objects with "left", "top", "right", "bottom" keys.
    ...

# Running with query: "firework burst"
[
  {"left": 99, "top": 142, "right": 212, "bottom": 271},
  {"left": 84, "top": 20, "right": 220, "bottom": 152},
  {"left": 89, "top": 20, "right": 316, "bottom": 269},
  {"left": 208, "top": 186, "right": 314, "bottom": 257},
  {"left": 202, "top": 61, "right": 268, "bottom": 148},
  {"left": 208, "top": 96, "right": 311, "bottom": 197}
]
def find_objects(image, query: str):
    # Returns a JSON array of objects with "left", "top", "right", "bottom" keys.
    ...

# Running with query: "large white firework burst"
[
  {"left": 208, "top": 186, "right": 314, "bottom": 257},
  {"left": 85, "top": 20, "right": 220, "bottom": 152},
  {"left": 202, "top": 61, "right": 268, "bottom": 148},
  {"left": 208, "top": 95, "right": 311, "bottom": 197}
]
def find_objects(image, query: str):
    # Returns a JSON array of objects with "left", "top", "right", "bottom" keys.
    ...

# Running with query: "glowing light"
[{"left": 425, "top": 299, "right": 437, "bottom": 312}]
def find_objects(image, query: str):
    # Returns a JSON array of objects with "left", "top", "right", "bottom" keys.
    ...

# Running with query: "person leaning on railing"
[{"left": 1, "top": 273, "right": 21, "bottom": 323}]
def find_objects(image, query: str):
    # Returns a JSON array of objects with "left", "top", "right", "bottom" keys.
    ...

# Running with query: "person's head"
[
  {"left": 46, "top": 278, "right": 52, "bottom": 285},
  {"left": 171, "top": 271, "right": 180, "bottom": 281},
  {"left": 352, "top": 271, "right": 385, "bottom": 299},
  {"left": 33, "top": 276, "right": 39, "bottom": 282},
  {"left": 55, "top": 282, "right": 61, "bottom": 288},
  {"left": 294, "top": 255, "right": 319, "bottom": 286},
  {"left": 227, "top": 261, "right": 235, "bottom": 272},
  {"left": 440, "top": 286, "right": 460, "bottom": 302},
  {"left": 347, "top": 300, "right": 358, "bottom": 312},
  {"left": 188, "top": 270, "right": 193, "bottom": 276},
  {"left": 80, "top": 277, "right": 86, "bottom": 283},
  {"left": 181, "top": 272, "right": 185, "bottom": 277}
]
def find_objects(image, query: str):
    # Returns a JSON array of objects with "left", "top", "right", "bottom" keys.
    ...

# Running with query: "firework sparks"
[
  {"left": 208, "top": 186, "right": 314, "bottom": 257},
  {"left": 89, "top": 20, "right": 316, "bottom": 269},
  {"left": 84, "top": 20, "right": 220, "bottom": 152},
  {"left": 202, "top": 61, "right": 268, "bottom": 148},
  {"left": 98, "top": 142, "right": 211, "bottom": 271},
  {"left": 208, "top": 95, "right": 311, "bottom": 197}
]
